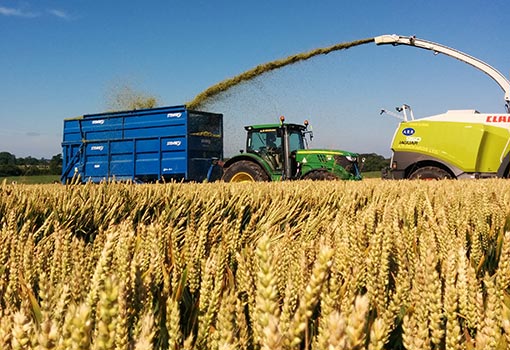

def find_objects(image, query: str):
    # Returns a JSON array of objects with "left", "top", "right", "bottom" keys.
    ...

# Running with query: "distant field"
[{"left": 0, "top": 174, "right": 60, "bottom": 184}]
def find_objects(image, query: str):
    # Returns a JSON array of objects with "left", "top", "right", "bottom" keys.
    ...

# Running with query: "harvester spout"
[
  {"left": 374, "top": 34, "right": 400, "bottom": 46},
  {"left": 375, "top": 34, "right": 510, "bottom": 113}
]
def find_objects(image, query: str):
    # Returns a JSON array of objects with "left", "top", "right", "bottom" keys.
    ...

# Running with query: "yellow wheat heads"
[{"left": 1, "top": 179, "right": 510, "bottom": 349}]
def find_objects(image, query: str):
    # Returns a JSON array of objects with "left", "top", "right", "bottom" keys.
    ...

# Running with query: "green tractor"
[{"left": 221, "top": 117, "right": 362, "bottom": 182}]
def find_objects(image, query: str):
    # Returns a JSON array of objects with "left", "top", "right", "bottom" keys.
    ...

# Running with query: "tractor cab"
[{"left": 245, "top": 120, "right": 307, "bottom": 178}]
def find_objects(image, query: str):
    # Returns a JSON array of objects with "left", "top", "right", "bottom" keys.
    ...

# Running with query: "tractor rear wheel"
[
  {"left": 301, "top": 169, "right": 339, "bottom": 181},
  {"left": 222, "top": 161, "right": 269, "bottom": 182},
  {"left": 408, "top": 166, "right": 452, "bottom": 180}
]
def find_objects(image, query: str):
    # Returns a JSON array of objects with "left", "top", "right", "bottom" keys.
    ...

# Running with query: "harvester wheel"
[
  {"left": 222, "top": 161, "right": 269, "bottom": 182},
  {"left": 301, "top": 169, "right": 339, "bottom": 181},
  {"left": 408, "top": 166, "right": 452, "bottom": 180}
]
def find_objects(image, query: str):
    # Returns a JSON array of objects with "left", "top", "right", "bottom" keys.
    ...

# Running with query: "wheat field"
[{"left": 1, "top": 179, "right": 510, "bottom": 350}]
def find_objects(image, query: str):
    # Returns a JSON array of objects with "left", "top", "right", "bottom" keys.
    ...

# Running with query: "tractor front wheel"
[
  {"left": 408, "top": 166, "right": 453, "bottom": 180},
  {"left": 222, "top": 161, "right": 269, "bottom": 182},
  {"left": 301, "top": 169, "right": 339, "bottom": 181}
]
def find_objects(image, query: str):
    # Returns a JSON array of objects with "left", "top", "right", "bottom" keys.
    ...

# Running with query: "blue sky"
[{"left": 1, "top": 0, "right": 508, "bottom": 158}]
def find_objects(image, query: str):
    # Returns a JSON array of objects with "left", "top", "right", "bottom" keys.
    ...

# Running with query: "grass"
[
  {"left": 361, "top": 171, "right": 382, "bottom": 179},
  {"left": 0, "top": 174, "right": 60, "bottom": 184}
]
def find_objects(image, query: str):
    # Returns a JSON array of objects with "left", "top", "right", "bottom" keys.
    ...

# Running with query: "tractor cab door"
[
  {"left": 247, "top": 129, "right": 283, "bottom": 171},
  {"left": 282, "top": 128, "right": 306, "bottom": 178}
]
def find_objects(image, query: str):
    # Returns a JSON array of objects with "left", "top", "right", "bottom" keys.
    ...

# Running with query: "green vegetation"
[
  {"left": 361, "top": 170, "right": 382, "bottom": 178},
  {"left": 0, "top": 152, "right": 61, "bottom": 177},
  {"left": 359, "top": 153, "right": 390, "bottom": 172},
  {"left": 359, "top": 153, "right": 389, "bottom": 178},
  {"left": 0, "top": 174, "right": 60, "bottom": 184}
]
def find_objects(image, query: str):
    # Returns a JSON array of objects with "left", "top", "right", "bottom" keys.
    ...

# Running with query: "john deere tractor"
[{"left": 221, "top": 117, "right": 362, "bottom": 182}]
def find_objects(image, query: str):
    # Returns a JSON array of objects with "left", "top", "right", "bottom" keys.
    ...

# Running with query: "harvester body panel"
[{"left": 389, "top": 110, "right": 510, "bottom": 178}]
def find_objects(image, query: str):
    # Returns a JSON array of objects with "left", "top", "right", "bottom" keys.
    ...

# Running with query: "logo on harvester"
[
  {"left": 402, "top": 128, "right": 415, "bottom": 136},
  {"left": 399, "top": 136, "right": 421, "bottom": 145},
  {"left": 486, "top": 115, "right": 510, "bottom": 123}
]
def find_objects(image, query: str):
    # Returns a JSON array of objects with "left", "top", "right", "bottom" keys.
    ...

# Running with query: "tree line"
[
  {"left": 359, "top": 153, "right": 390, "bottom": 172},
  {"left": 0, "top": 151, "right": 388, "bottom": 177},
  {"left": 0, "top": 152, "right": 62, "bottom": 177}
]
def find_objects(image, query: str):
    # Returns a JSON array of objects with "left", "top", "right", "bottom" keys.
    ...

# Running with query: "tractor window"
[
  {"left": 247, "top": 130, "right": 281, "bottom": 152},
  {"left": 288, "top": 130, "right": 305, "bottom": 152},
  {"left": 247, "top": 132, "right": 264, "bottom": 152}
]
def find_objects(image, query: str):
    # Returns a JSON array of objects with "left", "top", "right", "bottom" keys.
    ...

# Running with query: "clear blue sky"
[{"left": 1, "top": 0, "right": 508, "bottom": 158}]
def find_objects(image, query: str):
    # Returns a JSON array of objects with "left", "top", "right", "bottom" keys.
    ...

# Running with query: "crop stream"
[{"left": 187, "top": 37, "right": 375, "bottom": 109}]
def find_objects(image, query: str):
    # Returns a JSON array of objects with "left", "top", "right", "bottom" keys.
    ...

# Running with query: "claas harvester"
[{"left": 376, "top": 34, "right": 510, "bottom": 179}]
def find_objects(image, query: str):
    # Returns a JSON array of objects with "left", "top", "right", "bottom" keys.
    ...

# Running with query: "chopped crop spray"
[{"left": 187, "top": 37, "right": 375, "bottom": 109}]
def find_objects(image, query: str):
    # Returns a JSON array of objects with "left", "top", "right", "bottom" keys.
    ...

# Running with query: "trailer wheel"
[
  {"left": 301, "top": 169, "right": 339, "bottom": 181},
  {"left": 222, "top": 161, "right": 269, "bottom": 182},
  {"left": 408, "top": 166, "right": 452, "bottom": 180}
]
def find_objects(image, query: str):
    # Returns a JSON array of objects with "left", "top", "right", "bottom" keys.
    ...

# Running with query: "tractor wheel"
[
  {"left": 301, "top": 169, "right": 339, "bottom": 181},
  {"left": 408, "top": 166, "right": 453, "bottom": 180},
  {"left": 222, "top": 161, "right": 269, "bottom": 182}
]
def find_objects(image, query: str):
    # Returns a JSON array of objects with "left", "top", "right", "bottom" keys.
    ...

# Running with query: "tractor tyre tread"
[
  {"left": 222, "top": 160, "right": 269, "bottom": 182},
  {"left": 408, "top": 166, "right": 453, "bottom": 180}
]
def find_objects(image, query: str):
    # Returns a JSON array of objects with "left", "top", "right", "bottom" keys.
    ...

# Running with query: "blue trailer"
[{"left": 61, "top": 105, "right": 223, "bottom": 183}]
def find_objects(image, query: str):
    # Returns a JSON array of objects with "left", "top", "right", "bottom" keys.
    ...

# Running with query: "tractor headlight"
[{"left": 346, "top": 155, "right": 357, "bottom": 162}]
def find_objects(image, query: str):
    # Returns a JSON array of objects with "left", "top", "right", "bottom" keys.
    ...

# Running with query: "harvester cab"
[
  {"left": 221, "top": 117, "right": 362, "bottom": 182},
  {"left": 376, "top": 34, "right": 510, "bottom": 180}
]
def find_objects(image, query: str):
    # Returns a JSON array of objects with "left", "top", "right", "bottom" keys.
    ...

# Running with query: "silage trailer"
[{"left": 61, "top": 105, "right": 223, "bottom": 183}]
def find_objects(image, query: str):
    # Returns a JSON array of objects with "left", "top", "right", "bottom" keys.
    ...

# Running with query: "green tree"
[
  {"left": 49, "top": 154, "right": 62, "bottom": 175},
  {"left": 0, "top": 152, "right": 16, "bottom": 165},
  {"left": 0, "top": 152, "right": 22, "bottom": 176},
  {"left": 0, "top": 165, "right": 22, "bottom": 176},
  {"left": 360, "top": 153, "right": 390, "bottom": 172},
  {"left": 16, "top": 156, "right": 39, "bottom": 166}
]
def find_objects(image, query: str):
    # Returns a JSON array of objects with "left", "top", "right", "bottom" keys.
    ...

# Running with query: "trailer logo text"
[
  {"left": 167, "top": 113, "right": 182, "bottom": 118},
  {"left": 92, "top": 120, "right": 105, "bottom": 125},
  {"left": 166, "top": 141, "right": 182, "bottom": 147},
  {"left": 90, "top": 146, "right": 104, "bottom": 151},
  {"left": 486, "top": 115, "right": 510, "bottom": 123}
]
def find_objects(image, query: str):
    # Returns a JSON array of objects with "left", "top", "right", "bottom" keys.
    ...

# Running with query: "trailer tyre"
[
  {"left": 222, "top": 161, "right": 269, "bottom": 182},
  {"left": 301, "top": 169, "right": 339, "bottom": 181},
  {"left": 408, "top": 166, "right": 452, "bottom": 180}
]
